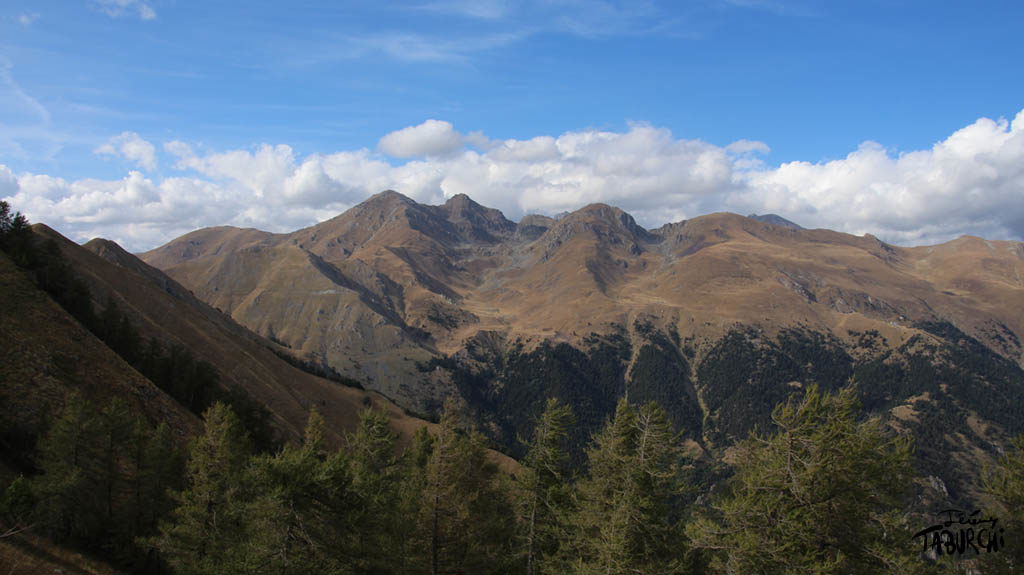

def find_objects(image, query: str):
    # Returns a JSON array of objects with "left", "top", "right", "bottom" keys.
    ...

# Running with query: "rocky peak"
[
  {"left": 541, "top": 203, "right": 657, "bottom": 253},
  {"left": 436, "top": 193, "right": 515, "bottom": 243},
  {"left": 748, "top": 213, "right": 804, "bottom": 230}
]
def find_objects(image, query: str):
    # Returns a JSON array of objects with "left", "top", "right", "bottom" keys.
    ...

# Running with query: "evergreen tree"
[
  {"left": 516, "top": 397, "right": 575, "bottom": 575},
  {"left": 410, "top": 398, "right": 515, "bottom": 574},
  {"left": 32, "top": 392, "right": 104, "bottom": 543},
  {"left": 1, "top": 475, "right": 36, "bottom": 539},
  {"left": 97, "top": 398, "right": 135, "bottom": 526},
  {"left": 134, "top": 421, "right": 184, "bottom": 535},
  {"left": 0, "top": 200, "right": 34, "bottom": 267},
  {"left": 304, "top": 406, "right": 328, "bottom": 458},
  {"left": 241, "top": 417, "right": 355, "bottom": 575},
  {"left": 570, "top": 398, "right": 689, "bottom": 575},
  {"left": 982, "top": 434, "right": 1024, "bottom": 574},
  {"left": 153, "top": 402, "right": 253, "bottom": 574},
  {"left": 25, "top": 393, "right": 184, "bottom": 570},
  {"left": 686, "top": 385, "right": 920, "bottom": 574},
  {"left": 347, "top": 407, "right": 404, "bottom": 574}
]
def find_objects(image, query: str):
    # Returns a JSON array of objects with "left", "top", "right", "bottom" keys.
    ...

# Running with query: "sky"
[{"left": 1, "top": 0, "right": 1023, "bottom": 252}]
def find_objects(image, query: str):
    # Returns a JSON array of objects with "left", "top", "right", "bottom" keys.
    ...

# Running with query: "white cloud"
[
  {"left": 378, "top": 119, "right": 466, "bottom": 158},
  {"left": 172, "top": 143, "right": 295, "bottom": 197},
  {"left": 5, "top": 110, "right": 1024, "bottom": 252},
  {"left": 727, "top": 139, "right": 771, "bottom": 155},
  {"left": 94, "top": 0, "right": 156, "bottom": 20},
  {"left": 733, "top": 110, "right": 1024, "bottom": 244},
  {"left": 0, "top": 165, "right": 17, "bottom": 196},
  {"left": 95, "top": 131, "right": 158, "bottom": 171},
  {"left": 163, "top": 140, "right": 194, "bottom": 159}
]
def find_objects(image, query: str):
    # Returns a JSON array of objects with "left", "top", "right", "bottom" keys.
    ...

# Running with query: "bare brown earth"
[{"left": 141, "top": 191, "right": 1024, "bottom": 413}]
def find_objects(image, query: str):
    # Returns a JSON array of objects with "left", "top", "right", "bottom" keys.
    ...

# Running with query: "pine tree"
[
  {"left": 571, "top": 398, "right": 689, "bottom": 575},
  {"left": 686, "top": 385, "right": 919, "bottom": 574},
  {"left": 516, "top": 397, "right": 575, "bottom": 575}
]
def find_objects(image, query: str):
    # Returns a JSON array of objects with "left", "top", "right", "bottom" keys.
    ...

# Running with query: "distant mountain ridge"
[
  {"left": 137, "top": 191, "right": 1024, "bottom": 504},
  {"left": 142, "top": 191, "right": 1023, "bottom": 397}
]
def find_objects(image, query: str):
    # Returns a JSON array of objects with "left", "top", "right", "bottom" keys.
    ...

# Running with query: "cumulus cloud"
[
  {"left": 733, "top": 110, "right": 1024, "bottom": 244},
  {"left": 378, "top": 120, "right": 465, "bottom": 158},
  {"left": 95, "top": 131, "right": 157, "bottom": 171},
  {"left": 5, "top": 110, "right": 1024, "bottom": 252}
]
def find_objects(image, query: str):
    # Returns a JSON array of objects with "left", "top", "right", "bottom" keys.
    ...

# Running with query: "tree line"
[{"left": 12, "top": 384, "right": 1022, "bottom": 574}]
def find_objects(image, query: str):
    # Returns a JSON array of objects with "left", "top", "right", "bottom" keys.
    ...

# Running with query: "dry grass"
[{"left": 0, "top": 251, "right": 199, "bottom": 444}]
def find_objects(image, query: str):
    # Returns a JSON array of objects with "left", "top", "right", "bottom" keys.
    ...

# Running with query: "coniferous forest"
[
  {"left": 6, "top": 384, "right": 1024, "bottom": 574},
  {"left": 2, "top": 202, "right": 1024, "bottom": 574}
]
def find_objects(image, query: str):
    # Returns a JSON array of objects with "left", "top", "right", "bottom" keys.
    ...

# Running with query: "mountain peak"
[
  {"left": 444, "top": 193, "right": 475, "bottom": 208},
  {"left": 747, "top": 213, "right": 804, "bottom": 230},
  {"left": 438, "top": 193, "right": 515, "bottom": 241},
  {"left": 365, "top": 189, "right": 416, "bottom": 208},
  {"left": 84, "top": 237, "right": 133, "bottom": 263},
  {"left": 558, "top": 203, "right": 655, "bottom": 243}
]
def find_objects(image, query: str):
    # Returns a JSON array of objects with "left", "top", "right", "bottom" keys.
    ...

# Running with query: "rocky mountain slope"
[{"left": 142, "top": 191, "right": 1024, "bottom": 502}]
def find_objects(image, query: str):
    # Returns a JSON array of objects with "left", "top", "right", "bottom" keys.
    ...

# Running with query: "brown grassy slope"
[
  {"left": 140, "top": 193, "right": 460, "bottom": 411},
  {"left": 0, "top": 250, "right": 199, "bottom": 448},
  {"left": 141, "top": 192, "right": 1024, "bottom": 414},
  {"left": 27, "top": 224, "right": 447, "bottom": 452}
]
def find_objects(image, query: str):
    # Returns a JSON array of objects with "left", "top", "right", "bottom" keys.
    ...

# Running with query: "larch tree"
[
  {"left": 32, "top": 391, "right": 104, "bottom": 544},
  {"left": 686, "top": 384, "right": 922, "bottom": 575},
  {"left": 153, "top": 402, "right": 253, "bottom": 575},
  {"left": 410, "top": 398, "right": 515, "bottom": 575},
  {"left": 516, "top": 397, "right": 576, "bottom": 575},
  {"left": 347, "top": 407, "right": 404, "bottom": 574},
  {"left": 239, "top": 409, "right": 355, "bottom": 575},
  {"left": 571, "top": 398, "right": 690, "bottom": 575}
]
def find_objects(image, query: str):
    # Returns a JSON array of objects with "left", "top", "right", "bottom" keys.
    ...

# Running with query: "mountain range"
[
  {"left": 133, "top": 190, "right": 1023, "bottom": 502},
  {"left": 5, "top": 190, "right": 1023, "bottom": 513}
]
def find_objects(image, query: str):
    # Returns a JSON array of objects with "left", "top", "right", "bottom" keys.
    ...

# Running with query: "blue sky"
[{"left": 2, "top": 1, "right": 1023, "bottom": 250}]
